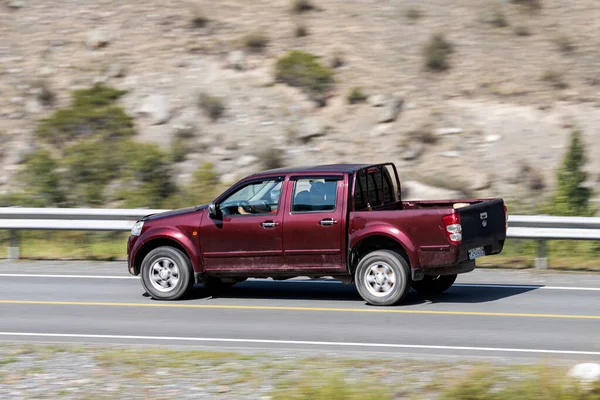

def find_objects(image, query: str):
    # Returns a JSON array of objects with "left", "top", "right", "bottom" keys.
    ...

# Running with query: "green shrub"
[
  {"left": 117, "top": 142, "right": 175, "bottom": 208},
  {"left": 243, "top": 33, "right": 269, "bottom": 52},
  {"left": 168, "top": 162, "right": 222, "bottom": 208},
  {"left": 550, "top": 128, "right": 593, "bottom": 216},
  {"left": 275, "top": 50, "right": 334, "bottom": 95},
  {"left": 12, "top": 84, "right": 178, "bottom": 209},
  {"left": 35, "top": 84, "right": 133, "bottom": 145},
  {"left": 171, "top": 140, "right": 190, "bottom": 163},
  {"left": 423, "top": 33, "right": 454, "bottom": 71},
  {"left": 346, "top": 87, "right": 368, "bottom": 104},
  {"left": 18, "top": 150, "right": 65, "bottom": 207},
  {"left": 198, "top": 92, "right": 225, "bottom": 121}
]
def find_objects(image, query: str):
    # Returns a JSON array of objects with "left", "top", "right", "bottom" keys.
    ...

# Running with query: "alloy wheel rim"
[
  {"left": 364, "top": 262, "right": 396, "bottom": 297},
  {"left": 149, "top": 257, "right": 180, "bottom": 293}
]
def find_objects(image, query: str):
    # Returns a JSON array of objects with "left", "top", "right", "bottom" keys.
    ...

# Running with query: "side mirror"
[{"left": 208, "top": 202, "right": 219, "bottom": 219}]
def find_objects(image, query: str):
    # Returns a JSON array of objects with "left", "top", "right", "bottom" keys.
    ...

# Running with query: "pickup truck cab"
[{"left": 127, "top": 163, "right": 507, "bottom": 306}]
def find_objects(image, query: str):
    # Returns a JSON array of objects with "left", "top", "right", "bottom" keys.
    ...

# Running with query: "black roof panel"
[{"left": 251, "top": 163, "right": 373, "bottom": 177}]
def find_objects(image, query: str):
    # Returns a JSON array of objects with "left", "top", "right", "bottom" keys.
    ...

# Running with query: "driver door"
[{"left": 199, "top": 177, "right": 286, "bottom": 273}]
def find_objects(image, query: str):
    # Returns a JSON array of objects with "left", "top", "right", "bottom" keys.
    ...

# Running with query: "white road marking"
[
  {"left": 1, "top": 273, "right": 600, "bottom": 292},
  {"left": 0, "top": 274, "right": 138, "bottom": 280},
  {"left": 1, "top": 274, "right": 599, "bottom": 291},
  {"left": 0, "top": 332, "right": 599, "bottom": 356}
]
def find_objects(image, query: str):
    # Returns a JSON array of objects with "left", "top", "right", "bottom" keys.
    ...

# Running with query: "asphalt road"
[{"left": 1, "top": 260, "right": 599, "bottom": 363}]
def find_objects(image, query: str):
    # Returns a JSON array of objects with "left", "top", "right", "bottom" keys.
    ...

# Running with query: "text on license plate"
[{"left": 468, "top": 247, "right": 485, "bottom": 260}]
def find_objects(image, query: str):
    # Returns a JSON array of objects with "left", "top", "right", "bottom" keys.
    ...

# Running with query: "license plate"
[{"left": 468, "top": 247, "right": 485, "bottom": 260}]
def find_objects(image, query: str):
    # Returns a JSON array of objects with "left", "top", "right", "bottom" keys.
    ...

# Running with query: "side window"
[
  {"left": 354, "top": 166, "right": 398, "bottom": 210},
  {"left": 291, "top": 178, "right": 338, "bottom": 213},
  {"left": 220, "top": 179, "right": 282, "bottom": 216}
]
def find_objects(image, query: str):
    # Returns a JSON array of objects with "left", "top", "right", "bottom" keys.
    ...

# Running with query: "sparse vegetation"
[
  {"left": 514, "top": 25, "right": 532, "bottom": 36},
  {"left": 243, "top": 32, "right": 269, "bottom": 52},
  {"left": 190, "top": 2, "right": 208, "bottom": 27},
  {"left": 261, "top": 148, "right": 284, "bottom": 170},
  {"left": 295, "top": 24, "right": 309, "bottom": 37},
  {"left": 423, "top": 33, "right": 454, "bottom": 71},
  {"left": 198, "top": 92, "right": 225, "bottom": 121},
  {"left": 292, "top": 0, "right": 315, "bottom": 13},
  {"left": 271, "top": 371, "right": 390, "bottom": 400},
  {"left": 8, "top": 85, "right": 180, "bottom": 209},
  {"left": 490, "top": 6, "right": 508, "bottom": 27},
  {"left": 346, "top": 87, "right": 368, "bottom": 104},
  {"left": 2, "top": 343, "right": 600, "bottom": 400},
  {"left": 35, "top": 84, "right": 133, "bottom": 146},
  {"left": 510, "top": 0, "right": 542, "bottom": 10},
  {"left": 409, "top": 123, "right": 438, "bottom": 144},
  {"left": 275, "top": 50, "right": 334, "bottom": 95},
  {"left": 405, "top": 6, "right": 423, "bottom": 22},
  {"left": 34, "top": 80, "right": 56, "bottom": 106},
  {"left": 554, "top": 35, "right": 575, "bottom": 53},
  {"left": 542, "top": 69, "right": 568, "bottom": 89}
]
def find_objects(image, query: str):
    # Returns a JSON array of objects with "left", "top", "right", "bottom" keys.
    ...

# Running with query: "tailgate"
[{"left": 457, "top": 199, "right": 506, "bottom": 248}]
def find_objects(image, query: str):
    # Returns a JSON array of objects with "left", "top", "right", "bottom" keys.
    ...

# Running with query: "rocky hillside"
[{"left": 1, "top": 0, "right": 599, "bottom": 207}]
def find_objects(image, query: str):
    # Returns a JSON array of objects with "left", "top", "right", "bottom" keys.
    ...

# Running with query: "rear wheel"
[
  {"left": 355, "top": 250, "right": 411, "bottom": 306},
  {"left": 411, "top": 274, "right": 457, "bottom": 295},
  {"left": 140, "top": 246, "right": 194, "bottom": 300}
]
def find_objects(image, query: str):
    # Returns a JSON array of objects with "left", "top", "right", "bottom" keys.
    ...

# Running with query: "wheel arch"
[
  {"left": 133, "top": 237, "right": 198, "bottom": 276},
  {"left": 348, "top": 231, "right": 419, "bottom": 275}
]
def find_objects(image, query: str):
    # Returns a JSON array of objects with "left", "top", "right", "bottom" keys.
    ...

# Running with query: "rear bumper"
[{"left": 414, "top": 239, "right": 504, "bottom": 280}]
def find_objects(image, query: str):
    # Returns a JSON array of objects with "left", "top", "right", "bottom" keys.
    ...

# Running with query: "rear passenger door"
[{"left": 282, "top": 175, "right": 347, "bottom": 274}]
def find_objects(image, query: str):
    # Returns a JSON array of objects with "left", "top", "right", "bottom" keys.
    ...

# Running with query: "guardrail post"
[
  {"left": 535, "top": 240, "right": 548, "bottom": 269},
  {"left": 7, "top": 229, "right": 20, "bottom": 260}
]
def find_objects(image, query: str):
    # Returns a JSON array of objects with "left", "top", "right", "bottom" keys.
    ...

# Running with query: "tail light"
[
  {"left": 442, "top": 213, "right": 462, "bottom": 245},
  {"left": 503, "top": 204, "right": 508, "bottom": 232}
]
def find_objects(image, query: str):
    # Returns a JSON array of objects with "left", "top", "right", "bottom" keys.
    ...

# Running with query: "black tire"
[
  {"left": 140, "top": 246, "right": 194, "bottom": 300},
  {"left": 411, "top": 274, "right": 457, "bottom": 295},
  {"left": 355, "top": 249, "right": 411, "bottom": 306},
  {"left": 204, "top": 276, "right": 236, "bottom": 297}
]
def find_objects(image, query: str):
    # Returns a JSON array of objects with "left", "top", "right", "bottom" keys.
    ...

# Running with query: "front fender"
[
  {"left": 349, "top": 223, "right": 420, "bottom": 269},
  {"left": 131, "top": 227, "right": 203, "bottom": 274}
]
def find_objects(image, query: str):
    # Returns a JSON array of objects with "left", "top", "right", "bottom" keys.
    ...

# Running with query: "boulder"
[
  {"left": 139, "top": 94, "right": 171, "bottom": 125},
  {"left": 86, "top": 29, "right": 111, "bottom": 49},
  {"left": 378, "top": 96, "right": 404, "bottom": 123},
  {"left": 402, "top": 143, "right": 423, "bottom": 161}
]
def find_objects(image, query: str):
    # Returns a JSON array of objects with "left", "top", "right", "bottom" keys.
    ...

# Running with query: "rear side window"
[
  {"left": 354, "top": 166, "right": 398, "bottom": 210},
  {"left": 291, "top": 178, "right": 338, "bottom": 212}
]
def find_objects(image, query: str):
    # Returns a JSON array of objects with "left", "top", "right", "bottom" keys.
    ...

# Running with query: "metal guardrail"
[{"left": 1, "top": 208, "right": 599, "bottom": 268}]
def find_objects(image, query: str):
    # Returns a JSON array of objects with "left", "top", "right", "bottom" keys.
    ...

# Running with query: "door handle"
[
  {"left": 261, "top": 221, "right": 279, "bottom": 228},
  {"left": 319, "top": 218, "right": 338, "bottom": 226}
]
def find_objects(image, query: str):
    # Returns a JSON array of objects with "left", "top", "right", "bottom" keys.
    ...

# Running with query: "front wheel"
[
  {"left": 411, "top": 274, "right": 457, "bottom": 295},
  {"left": 140, "top": 246, "right": 194, "bottom": 300},
  {"left": 355, "top": 250, "right": 411, "bottom": 306}
]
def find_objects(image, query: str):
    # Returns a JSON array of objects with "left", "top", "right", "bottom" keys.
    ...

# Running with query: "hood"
[{"left": 142, "top": 204, "right": 208, "bottom": 221}]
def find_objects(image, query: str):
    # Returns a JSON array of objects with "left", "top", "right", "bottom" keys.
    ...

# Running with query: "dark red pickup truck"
[{"left": 127, "top": 163, "right": 507, "bottom": 306}]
